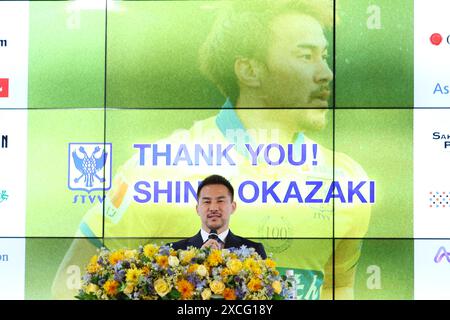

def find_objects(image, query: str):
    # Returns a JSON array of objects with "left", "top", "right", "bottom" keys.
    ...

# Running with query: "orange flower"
[
  {"left": 265, "top": 258, "right": 276, "bottom": 269},
  {"left": 177, "top": 279, "right": 194, "bottom": 300},
  {"left": 103, "top": 280, "right": 119, "bottom": 296},
  {"left": 247, "top": 278, "right": 263, "bottom": 292},
  {"left": 141, "top": 266, "right": 150, "bottom": 276},
  {"left": 223, "top": 288, "right": 237, "bottom": 300},
  {"left": 156, "top": 255, "right": 169, "bottom": 269},
  {"left": 187, "top": 264, "right": 199, "bottom": 274},
  {"left": 109, "top": 250, "right": 125, "bottom": 265}
]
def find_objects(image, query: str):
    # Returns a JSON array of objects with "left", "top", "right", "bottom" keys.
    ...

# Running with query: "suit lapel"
[
  {"left": 224, "top": 230, "right": 240, "bottom": 249},
  {"left": 187, "top": 231, "right": 204, "bottom": 249}
]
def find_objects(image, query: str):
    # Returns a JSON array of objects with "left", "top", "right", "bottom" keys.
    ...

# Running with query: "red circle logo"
[{"left": 430, "top": 33, "right": 443, "bottom": 46}]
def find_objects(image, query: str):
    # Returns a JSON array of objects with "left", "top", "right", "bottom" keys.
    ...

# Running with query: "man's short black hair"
[{"left": 197, "top": 174, "right": 234, "bottom": 201}]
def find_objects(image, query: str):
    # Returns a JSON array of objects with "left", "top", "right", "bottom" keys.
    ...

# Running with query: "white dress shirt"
[{"left": 200, "top": 228, "right": 229, "bottom": 246}]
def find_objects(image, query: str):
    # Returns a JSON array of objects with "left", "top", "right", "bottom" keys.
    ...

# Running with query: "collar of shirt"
[
  {"left": 215, "top": 98, "right": 305, "bottom": 160},
  {"left": 201, "top": 228, "right": 229, "bottom": 243}
]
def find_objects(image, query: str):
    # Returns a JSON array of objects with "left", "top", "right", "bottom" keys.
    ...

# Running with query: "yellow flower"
[
  {"left": 85, "top": 283, "right": 99, "bottom": 294},
  {"left": 220, "top": 268, "right": 231, "bottom": 278},
  {"left": 196, "top": 264, "right": 208, "bottom": 277},
  {"left": 251, "top": 265, "right": 262, "bottom": 276},
  {"left": 244, "top": 258, "right": 261, "bottom": 275},
  {"left": 126, "top": 268, "right": 143, "bottom": 284},
  {"left": 123, "top": 283, "right": 134, "bottom": 295},
  {"left": 143, "top": 244, "right": 158, "bottom": 258},
  {"left": 109, "top": 250, "right": 125, "bottom": 265},
  {"left": 201, "top": 288, "right": 212, "bottom": 300},
  {"left": 168, "top": 256, "right": 179, "bottom": 267},
  {"left": 124, "top": 249, "right": 137, "bottom": 260},
  {"left": 207, "top": 249, "right": 223, "bottom": 267},
  {"left": 247, "top": 278, "right": 263, "bottom": 292},
  {"left": 154, "top": 278, "right": 171, "bottom": 297},
  {"left": 103, "top": 280, "right": 119, "bottom": 296},
  {"left": 243, "top": 258, "right": 257, "bottom": 270},
  {"left": 156, "top": 255, "right": 169, "bottom": 269},
  {"left": 210, "top": 280, "right": 225, "bottom": 295},
  {"left": 89, "top": 255, "right": 98, "bottom": 265},
  {"left": 227, "top": 259, "right": 243, "bottom": 275},
  {"left": 223, "top": 288, "right": 237, "bottom": 300},
  {"left": 272, "top": 281, "right": 282, "bottom": 294},
  {"left": 265, "top": 258, "right": 276, "bottom": 269},
  {"left": 87, "top": 262, "right": 101, "bottom": 273},
  {"left": 177, "top": 279, "right": 195, "bottom": 300},
  {"left": 180, "top": 249, "right": 196, "bottom": 265}
]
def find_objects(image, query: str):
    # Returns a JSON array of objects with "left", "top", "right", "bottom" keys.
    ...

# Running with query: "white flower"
[
  {"left": 168, "top": 256, "right": 179, "bottom": 267},
  {"left": 196, "top": 265, "right": 208, "bottom": 277}
]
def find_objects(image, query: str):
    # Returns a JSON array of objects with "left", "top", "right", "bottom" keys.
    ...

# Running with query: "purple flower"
[
  {"left": 83, "top": 274, "right": 92, "bottom": 283},
  {"left": 235, "top": 246, "right": 251, "bottom": 258},
  {"left": 147, "top": 283, "right": 156, "bottom": 295},
  {"left": 97, "top": 256, "right": 105, "bottom": 266},
  {"left": 235, "top": 287, "right": 245, "bottom": 299},
  {"left": 114, "top": 269, "right": 126, "bottom": 282},
  {"left": 159, "top": 245, "right": 171, "bottom": 256},
  {"left": 113, "top": 263, "right": 123, "bottom": 272},
  {"left": 196, "top": 280, "right": 207, "bottom": 290},
  {"left": 187, "top": 274, "right": 197, "bottom": 283},
  {"left": 98, "top": 278, "right": 106, "bottom": 286}
]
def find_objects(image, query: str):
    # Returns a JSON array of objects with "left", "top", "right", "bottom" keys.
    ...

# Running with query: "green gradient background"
[
  {"left": 24, "top": 0, "right": 414, "bottom": 299},
  {"left": 336, "top": 0, "right": 414, "bottom": 107},
  {"left": 28, "top": 1, "right": 105, "bottom": 108}
]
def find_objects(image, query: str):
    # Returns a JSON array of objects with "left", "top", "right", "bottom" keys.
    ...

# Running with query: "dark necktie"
[{"left": 208, "top": 233, "right": 223, "bottom": 248}]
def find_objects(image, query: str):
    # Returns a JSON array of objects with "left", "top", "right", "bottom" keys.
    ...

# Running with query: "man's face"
[
  {"left": 196, "top": 184, "right": 236, "bottom": 233},
  {"left": 259, "top": 13, "right": 333, "bottom": 131}
]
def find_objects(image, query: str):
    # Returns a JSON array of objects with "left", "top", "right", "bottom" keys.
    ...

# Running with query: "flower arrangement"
[{"left": 76, "top": 244, "right": 289, "bottom": 300}]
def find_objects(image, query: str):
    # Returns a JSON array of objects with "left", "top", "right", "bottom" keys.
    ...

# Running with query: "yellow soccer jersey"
[{"left": 78, "top": 106, "right": 372, "bottom": 299}]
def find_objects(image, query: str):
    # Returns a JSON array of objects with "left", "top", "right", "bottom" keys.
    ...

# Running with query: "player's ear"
[
  {"left": 234, "top": 57, "right": 264, "bottom": 88},
  {"left": 196, "top": 204, "right": 200, "bottom": 216},
  {"left": 231, "top": 201, "right": 236, "bottom": 214}
]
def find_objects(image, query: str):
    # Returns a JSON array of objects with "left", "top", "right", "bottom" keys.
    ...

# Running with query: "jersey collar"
[{"left": 215, "top": 98, "right": 305, "bottom": 159}]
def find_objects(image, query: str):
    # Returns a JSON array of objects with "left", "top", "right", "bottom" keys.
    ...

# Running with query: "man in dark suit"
[{"left": 170, "top": 174, "right": 267, "bottom": 259}]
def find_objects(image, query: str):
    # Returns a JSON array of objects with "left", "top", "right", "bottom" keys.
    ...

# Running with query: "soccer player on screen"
[{"left": 52, "top": 0, "right": 371, "bottom": 300}]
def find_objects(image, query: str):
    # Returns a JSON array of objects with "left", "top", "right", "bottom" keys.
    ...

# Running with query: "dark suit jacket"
[{"left": 170, "top": 230, "right": 267, "bottom": 259}]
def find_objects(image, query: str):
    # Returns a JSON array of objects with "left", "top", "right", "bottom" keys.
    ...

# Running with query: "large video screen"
[{"left": 0, "top": 0, "right": 448, "bottom": 301}]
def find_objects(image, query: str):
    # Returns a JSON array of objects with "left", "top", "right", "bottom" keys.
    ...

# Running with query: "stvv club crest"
[{"left": 68, "top": 143, "right": 112, "bottom": 193}]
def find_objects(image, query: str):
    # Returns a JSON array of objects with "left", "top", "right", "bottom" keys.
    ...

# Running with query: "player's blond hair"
[{"left": 199, "top": 0, "right": 333, "bottom": 103}]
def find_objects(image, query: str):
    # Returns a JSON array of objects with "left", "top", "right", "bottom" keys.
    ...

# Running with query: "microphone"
[{"left": 208, "top": 229, "right": 219, "bottom": 241}]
